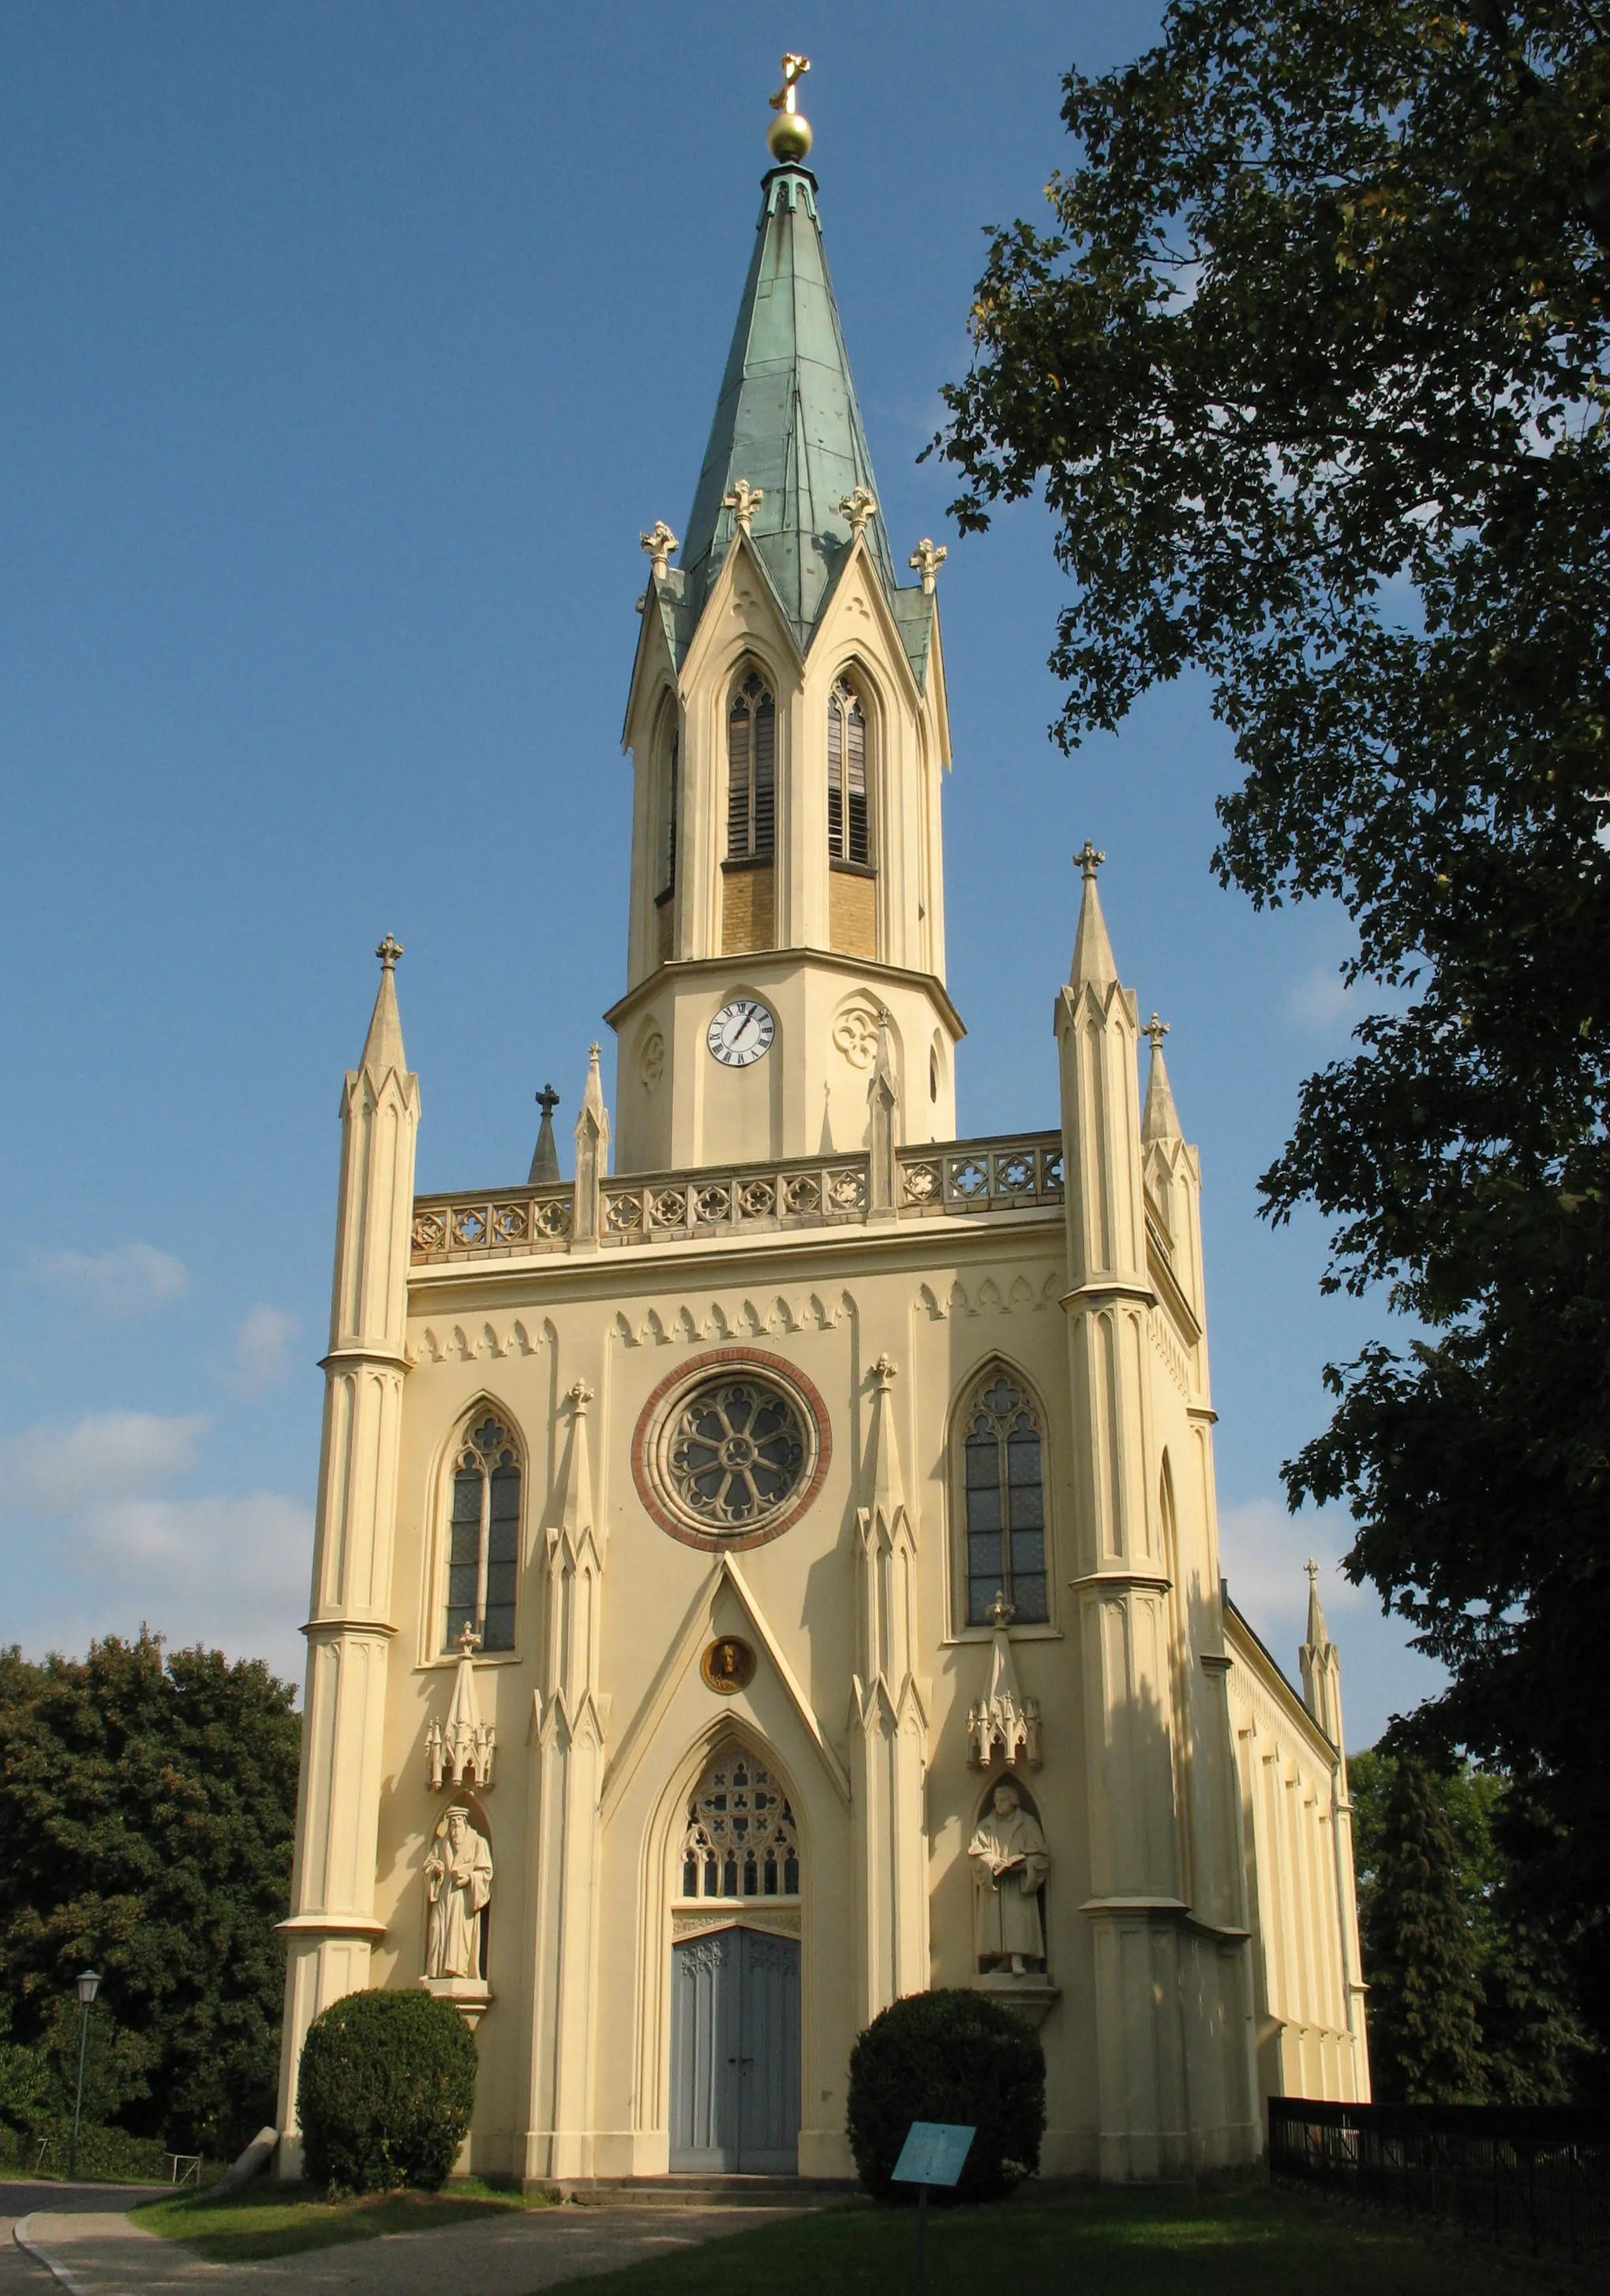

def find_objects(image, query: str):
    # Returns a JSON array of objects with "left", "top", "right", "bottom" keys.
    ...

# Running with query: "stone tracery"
[{"left": 680, "top": 1750, "right": 800, "bottom": 1901}]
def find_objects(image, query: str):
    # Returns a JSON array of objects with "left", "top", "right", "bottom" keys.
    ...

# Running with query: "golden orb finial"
[{"left": 767, "top": 52, "right": 812, "bottom": 163}]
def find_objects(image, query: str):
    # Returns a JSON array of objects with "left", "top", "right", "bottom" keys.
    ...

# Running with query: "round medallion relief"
[
  {"left": 700, "top": 1636, "right": 757, "bottom": 1695},
  {"left": 632, "top": 1348, "right": 831, "bottom": 1554}
]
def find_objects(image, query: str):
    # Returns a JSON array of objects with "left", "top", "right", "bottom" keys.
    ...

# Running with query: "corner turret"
[
  {"left": 1300, "top": 1558, "right": 1346, "bottom": 1753},
  {"left": 277, "top": 936, "right": 420, "bottom": 2170}
]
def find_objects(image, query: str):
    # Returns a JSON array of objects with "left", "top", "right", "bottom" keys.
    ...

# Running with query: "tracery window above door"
[
  {"left": 444, "top": 1414, "right": 521, "bottom": 1653},
  {"left": 961, "top": 1370, "right": 1048, "bottom": 1626},
  {"left": 827, "top": 679, "right": 870, "bottom": 866},
  {"left": 680, "top": 1750, "right": 800, "bottom": 1900},
  {"left": 727, "top": 671, "right": 776, "bottom": 862}
]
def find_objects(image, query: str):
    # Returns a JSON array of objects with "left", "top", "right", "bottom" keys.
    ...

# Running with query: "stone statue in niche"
[
  {"left": 424, "top": 1806, "right": 492, "bottom": 1980},
  {"left": 968, "top": 1779, "right": 1049, "bottom": 1974}
]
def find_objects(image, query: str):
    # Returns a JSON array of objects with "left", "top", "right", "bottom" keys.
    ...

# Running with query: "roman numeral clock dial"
[{"left": 707, "top": 998, "right": 775, "bottom": 1068}]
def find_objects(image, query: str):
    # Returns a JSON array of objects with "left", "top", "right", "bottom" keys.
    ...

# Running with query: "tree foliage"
[
  {"left": 934, "top": 0, "right": 1610, "bottom": 2071},
  {"left": 297, "top": 1990, "right": 477, "bottom": 2196},
  {"left": 0, "top": 1634, "right": 301, "bottom": 2156},
  {"left": 1351, "top": 1750, "right": 1588, "bottom": 2100},
  {"left": 846, "top": 1988, "right": 1045, "bottom": 2202},
  {"left": 1361, "top": 1758, "right": 1488, "bottom": 2103}
]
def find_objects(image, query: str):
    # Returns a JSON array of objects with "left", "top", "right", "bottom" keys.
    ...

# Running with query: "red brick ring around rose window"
[{"left": 631, "top": 1346, "right": 832, "bottom": 1553}]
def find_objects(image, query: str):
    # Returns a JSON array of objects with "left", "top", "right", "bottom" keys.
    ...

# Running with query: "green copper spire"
[{"left": 681, "top": 163, "right": 901, "bottom": 652}]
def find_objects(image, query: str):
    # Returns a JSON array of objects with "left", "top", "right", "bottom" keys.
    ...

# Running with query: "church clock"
[{"left": 706, "top": 997, "right": 774, "bottom": 1067}]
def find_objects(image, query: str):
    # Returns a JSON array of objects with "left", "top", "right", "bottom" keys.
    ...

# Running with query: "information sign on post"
[{"left": 891, "top": 2120, "right": 974, "bottom": 2296}]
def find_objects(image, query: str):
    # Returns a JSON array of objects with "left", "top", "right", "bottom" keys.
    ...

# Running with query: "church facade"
[{"left": 275, "top": 85, "right": 1368, "bottom": 2187}]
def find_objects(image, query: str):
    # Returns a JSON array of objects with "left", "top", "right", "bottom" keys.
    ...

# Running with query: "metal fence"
[{"left": 1268, "top": 2097, "right": 1610, "bottom": 2255}]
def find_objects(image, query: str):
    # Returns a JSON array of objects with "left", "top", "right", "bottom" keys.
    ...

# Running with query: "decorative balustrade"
[
  {"left": 600, "top": 1160, "right": 869, "bottom": 1246},
  {"left": 411, "top": 1184, "right": 573, "bottom": 1263},
  {"left": 410, "top": 1131, "right": 1064, "bottom": 1267},
  {"left": 895, "top": 1135, "right": 1063, "bottom": 1215}
]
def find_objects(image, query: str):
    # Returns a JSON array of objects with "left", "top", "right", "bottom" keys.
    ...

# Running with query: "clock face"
[{"left": 707, "top": 998, "right": 776, "bottom": 1068}]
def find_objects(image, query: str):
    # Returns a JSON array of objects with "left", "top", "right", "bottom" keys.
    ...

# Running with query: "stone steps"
[{"left": 559, "top": 2174, "right": 856, "bottom": 2209}]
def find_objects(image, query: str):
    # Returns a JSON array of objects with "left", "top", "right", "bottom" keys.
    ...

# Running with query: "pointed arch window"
[
  {"left": 960, "top": 1370, "right": 1048, "bottom": 1626},
  {"left": 444, "top": 1414, "right": 522, "bottom": 1653},
  {"left": 678, "top": 1749, "right": 800, "bottom": 1900},
  {"left": 827, "top": 679, "right": 870, "bottom": 866},
  {"left": 727, "top": 671, "right": 776, "bottom": 861}
]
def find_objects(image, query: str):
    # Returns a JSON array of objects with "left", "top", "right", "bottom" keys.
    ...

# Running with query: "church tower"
[{"left": 609, "top": 112, "right": 959, "bottom": 1173}]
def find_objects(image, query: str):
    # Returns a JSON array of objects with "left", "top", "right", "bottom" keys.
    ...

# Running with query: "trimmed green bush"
[
  {"left": 297, "top": 1990, "right": 477, "bottom": 2195},
  {"left": 0, "top": 2118, "right": 179, "bottom": 2183},
  {"left": 847, "top": 1987, "right": 1045, "bottom": 2202}
]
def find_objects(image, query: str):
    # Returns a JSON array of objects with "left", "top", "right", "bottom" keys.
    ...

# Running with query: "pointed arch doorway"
[{"left": 668, "top": 1748, "right": 801, "bottom": 2173}]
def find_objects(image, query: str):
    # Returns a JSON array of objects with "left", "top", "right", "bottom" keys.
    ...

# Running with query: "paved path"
[
  {"left": 0, "top": 2187, "right": 155, "bottom": 2291},
  {"left": 7, "top": 2194, "right": 802, "bottom": 2296}
]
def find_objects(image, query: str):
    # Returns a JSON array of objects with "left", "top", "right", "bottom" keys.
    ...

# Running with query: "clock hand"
[{"left": 732, "top": 1011, "right": 757, "bottom": 1047}]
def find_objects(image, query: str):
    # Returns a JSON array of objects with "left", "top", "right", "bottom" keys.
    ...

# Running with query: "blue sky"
[{"left": 0, "top": 2, "right": 1436, "bottom": 1747}]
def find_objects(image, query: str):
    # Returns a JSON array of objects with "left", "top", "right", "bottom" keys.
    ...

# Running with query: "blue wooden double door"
[{"left": 669, "top": 1925, "right": 801, "bottom": 2172}]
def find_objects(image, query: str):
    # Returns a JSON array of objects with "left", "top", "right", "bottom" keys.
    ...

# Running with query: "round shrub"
[
  {"left": 847, "top": 1987, "right": 1045, "bottom": 2203},
  {"left": 297, "top": 1989, "right": 477, "bottom": 2195}
]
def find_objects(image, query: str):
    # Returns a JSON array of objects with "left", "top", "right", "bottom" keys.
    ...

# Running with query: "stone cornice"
[
  {"left": 406, "top": 1209, "right": 1065, "bottom": 1306},
  {"left": 276, "top": 1912, "right": 388, "bottom": 1939},
  {"left": 603, "top": 945, "right": 967, "bottom": 1042}
]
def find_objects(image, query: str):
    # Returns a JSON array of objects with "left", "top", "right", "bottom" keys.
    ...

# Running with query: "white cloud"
[
  {"left": 1286, "top": 963, "right": 1358, "bottom": 1030},
  {"left": 226, "top": 1304, "right": 299, "bottom": 1395},
  {"left": 0, "top": 1411, "right": 310, "bottom": 1684},
  {"left": 0, "top": 1411, "right": 208, "bottom": 1516},
  {"left": 77, "top": 1490, "right": 313, "bottom": 1625},
  {"left": 27, "top": 1241, "right": 188, "bottom": 1318},
  {"left": 1217, "top": 1495, "right": 1365, "bottom": 1655}
]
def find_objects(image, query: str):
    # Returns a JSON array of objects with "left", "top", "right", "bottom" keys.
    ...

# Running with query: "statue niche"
[
  {"left": 424, "top": 1803, "right": 492, "bottom": 1983},
  {"left": 968, "top": 1778, "right": 1048, "bottom": 1975}
]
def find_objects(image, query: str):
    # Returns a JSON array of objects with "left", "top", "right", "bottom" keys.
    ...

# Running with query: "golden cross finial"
[
  {"left": 766, "top": 54, "right": 814, "bottom": 162},
  {"left": 770, "top": 52, "right": 811, "bottom": 113},
  {"left": 1075, "top": 840, "right": 1106, "bottom": 882},
  {"left": 724, "top": 477, "right": 764, "bottom": 535},
  {"left": 1144, "top": 1013, "right": 1170, "bottom": 1054},
  {"left": 639, "top": 521, "right": 679, "bottom": 579},
  {"left": 837, "top": 486, "right": 878, "bottom": 537},
  {"left": 376, "top": 933, "right": 404, "bottom": 971},
  {"left": 908, "top": 537, "right": 947, "bottom": 593}
]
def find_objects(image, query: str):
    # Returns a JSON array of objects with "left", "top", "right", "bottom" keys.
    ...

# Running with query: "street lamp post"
[{"left": 69, "top": 1970, "right": 100, "bottom": 2182}]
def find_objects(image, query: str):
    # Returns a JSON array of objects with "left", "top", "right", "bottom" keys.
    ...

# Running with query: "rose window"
[{"left": 666, "top": 1378, "right": 806, "bottom": 1530}]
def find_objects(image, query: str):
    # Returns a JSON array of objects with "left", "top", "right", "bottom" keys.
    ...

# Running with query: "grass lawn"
[
  {"left": 133, "top": 2176, "right": 546, "bottom": 2261},
  {"left": 545, "top": 2182, "right": 1597, "bottom": 2296}
]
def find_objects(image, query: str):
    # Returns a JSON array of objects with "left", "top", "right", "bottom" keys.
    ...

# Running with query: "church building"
[{"left": 275, "top": 65, "right": 1368, "bottom": 2187}]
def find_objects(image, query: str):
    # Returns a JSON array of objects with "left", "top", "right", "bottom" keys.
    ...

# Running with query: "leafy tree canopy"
[
  {"left": 1350, "top": 1750, "right": 1588, "bottom": 2100},
  {"left": 1361, "top": 1756, "right": 1489, "bottom": 2103},
  {"left": 936, "top": 0, "right": 1610, "bottom": 2064},
  {"left": 0, "top": 1633, "right": 301, "bottom": 2156}
]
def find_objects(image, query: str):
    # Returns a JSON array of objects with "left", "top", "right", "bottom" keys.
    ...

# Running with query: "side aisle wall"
[{"left": 1226, "top": 1608, "right": 1370, "bottom": 2106}]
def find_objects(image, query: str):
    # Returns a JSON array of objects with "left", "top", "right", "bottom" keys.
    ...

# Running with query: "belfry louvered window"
[
  {"left": 444, "top": 1415, "right": 521, "bottom": 1652},
  {"left": 962, "top": 1371, "right": 1048, "bottom": 1626},
  {"left": 727, "top": 672, "right": 776, "bottom": 861},
  {"left": 827, "top": 679, "right": 869, "bottom": 865},
  {"left": 660, "top": 731, "right": 679, "bottom": 898}
]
